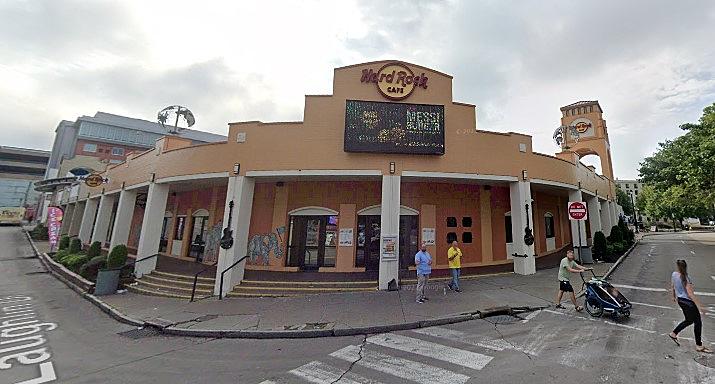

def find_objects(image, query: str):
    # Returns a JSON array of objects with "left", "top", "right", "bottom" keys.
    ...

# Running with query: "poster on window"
[
  {"left": 421, "top": 228, "right": 435, "bottom": 246},
  {"left": 339, "top": 228, "right": 354, "bottom": 247},
  {"left": 381, "top": 234, "right": 398, "bottom": 260}
]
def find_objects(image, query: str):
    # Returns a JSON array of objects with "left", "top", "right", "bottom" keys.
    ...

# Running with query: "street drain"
[
  {"left": 25, "top": 271, "right": 49, "bottom": 275},
  {"left": 482, "top": 314, "right": 520, "bottom": 325},
  {"left": 694, "top": 355, "right": 714, "bottom": 369},
  {"left": 118, "top": 327, "right": 161, "bottom": 339}
]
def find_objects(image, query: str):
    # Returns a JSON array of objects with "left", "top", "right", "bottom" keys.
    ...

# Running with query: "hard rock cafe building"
[{"left": 54, "top": 61, "right": 622, "bottom": 297}]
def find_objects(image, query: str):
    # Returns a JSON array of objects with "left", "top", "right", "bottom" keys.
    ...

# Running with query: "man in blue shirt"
[{"left": 415, "top": 242, "right": 432, "bottom": 303}]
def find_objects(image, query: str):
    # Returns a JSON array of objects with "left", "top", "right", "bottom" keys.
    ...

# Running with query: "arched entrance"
[
  {"left": 286, "top": 207, "right": 339, "bottom": 270},
  {"left": 356, "top": 205, "right": 419, "bottom": 271},
  {"left": 188, "top": 209, "right": 209, "bottom": 261}
]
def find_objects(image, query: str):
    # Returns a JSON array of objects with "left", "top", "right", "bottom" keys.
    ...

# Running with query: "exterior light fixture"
[
  {"left": 150, "top": 173, "right": 156, "bottom": 183},
  {"left": 521, "top": 170, "right": 528, "bottom": 180},
  {"left": 233, "top": 163, "right": 240, "bottom": 175},
  {"left": 389, "top": 162, "right": 396, "bottom": 174}
]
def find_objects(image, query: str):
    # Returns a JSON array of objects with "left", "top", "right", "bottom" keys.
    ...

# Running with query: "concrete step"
[
  {"left": 127, "top": 284, "right": 195, "bottom": 300},
  {"left": 142, "top": 274, "right": 215, "bottom": 289},
  {"left": 228, "top": 284, "right": 377, "bottom": 298},
  {"left": 135, "top": 279, "right": 213, "bottom": 296},
  {"left": 238, "top": 279, "right": 378, "bottom": 289},
  {"left": 151, "top": 270, "right": 216, "bottom": 283}
]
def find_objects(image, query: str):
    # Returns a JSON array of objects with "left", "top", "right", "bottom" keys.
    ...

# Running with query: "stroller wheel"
[{"left": 585, "top": 298, "right": 603, "bottom": 317}]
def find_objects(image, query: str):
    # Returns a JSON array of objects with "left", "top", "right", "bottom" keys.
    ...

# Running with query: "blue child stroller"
[{"left": 580, "top": 270, "right": 632, "bottom": 320}]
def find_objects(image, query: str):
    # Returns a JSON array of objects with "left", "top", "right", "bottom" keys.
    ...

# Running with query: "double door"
[
  {"left": 287, "top": 216, "right": 337, "bottom": 270},
  {"left": 358, "top": 215, "right": 418, "bottom": 271}
]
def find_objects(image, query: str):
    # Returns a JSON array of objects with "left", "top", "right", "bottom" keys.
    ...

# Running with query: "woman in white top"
[{"left": 668, "top": 259, "right": 712, "bottom": 353}]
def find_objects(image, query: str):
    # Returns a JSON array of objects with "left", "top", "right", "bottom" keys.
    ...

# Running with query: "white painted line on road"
[
  {"left": 604, "top": 320, "right": 656, "bottom": 333},
  {"left": 412, "top": 326, "right": 536, "bottom": 355},
  {"left": 258, "top": 381, "right": 276, "bottom": 384},
  {"left": 289, "top": 361, "right": 384, "bottom": 384},
  {"left": 630, "top": 301, "right": 675, "bottom": 310},
  {"left": 612, "top": 283, "right": 715, "bottom": 297},
  {"left": 331, "top": 345, "right": 470, "bottom": 384},
  {"left": 367, "top": 333, "right": 493, "bottom": 370},
  {"left": 521, "top": 310, "right": 542, "bottom": 323},
  {"left": 681, "top": 240, "right": 685, "bottom": 244}
]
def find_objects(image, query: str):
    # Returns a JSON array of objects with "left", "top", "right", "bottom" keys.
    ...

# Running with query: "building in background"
[
  {"left": 35, "top": 112, "right": 227, "bottom": 222},
  {"left": 0, "top": 146, "right": 51, "bottom": 220},
  {"left": 615, "top": 178, "right": 655, "bottom": 224}
]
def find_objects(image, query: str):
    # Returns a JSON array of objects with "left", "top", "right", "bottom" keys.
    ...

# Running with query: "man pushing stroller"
[{"left": 555, "top": 249, "right": 591, "bottom": 311}]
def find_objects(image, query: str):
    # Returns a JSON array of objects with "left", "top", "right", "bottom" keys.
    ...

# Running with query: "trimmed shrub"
[
  {"left": 624, "top": 228, "right": 635, "bottom": 244},
  {"left": 58, "top": 235, "right": 70, "bottom": 251},
  {"left": 593, "top": 231, "right": 607, "bottom": 260},
  {"left": 69, "top": 238, "right": 82, "bottom": 254},
  {"left": 52, "top": 249, "right": 68, "bottom": 261},
  {"left": 617, "top": 217, "right": 628, "bottom": 234},
  {"left": 79, "top": 255, "right": 106, "bottom": 280},
  {"left": 106, "top": 245, "right": 128, "bottom": 270},
  {"left": 608, "top": 225, "right": 623, "bottom": 244},
  {"left": 62, "top": 254, "right": 90, "bottom": 273},
  {"left": 87, "top": 241, "right": 102, "bottom": 258},
  {"left": 30, "top": 224, "right": 49, "bottom": 240}
]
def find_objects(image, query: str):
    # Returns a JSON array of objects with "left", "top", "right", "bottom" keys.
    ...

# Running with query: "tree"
[
  {"left": 616, "top": 187, "right": 634, "bottom": 216},
  {"left": 639, "top": 103, "right": 715, "bottom": 219}
]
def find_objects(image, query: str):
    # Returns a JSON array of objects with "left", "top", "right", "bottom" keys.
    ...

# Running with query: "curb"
[
  {"left": 23, "top": 230, "right": 542, "bottom": 339},
  {"left": 576, "top": 239, "right": 639, "bottom": 298}
]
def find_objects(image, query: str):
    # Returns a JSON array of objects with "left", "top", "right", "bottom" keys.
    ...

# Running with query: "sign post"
[{"left": 568, "top": 201, "right": 588, "bottom": 262}]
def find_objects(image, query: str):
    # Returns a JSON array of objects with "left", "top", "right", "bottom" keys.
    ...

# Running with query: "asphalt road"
[{"left": 2, "top": 226, "right": 714, "bottom": 384}]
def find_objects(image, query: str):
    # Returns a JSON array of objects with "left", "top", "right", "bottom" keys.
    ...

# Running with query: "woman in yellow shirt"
[{"left": 448, "top": 241, "right": 462, "bottom": 292}]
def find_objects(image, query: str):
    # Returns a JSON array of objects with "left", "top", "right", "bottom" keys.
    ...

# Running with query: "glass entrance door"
[
  {"left": 399, "top": 215, "right": 419, "bottom": 270},
  {"left": 189, "top": 215, "right": 208, "bottom": 261},
  {"left": 287, "top": 215, "right": 337, "bottom": 270},
  {"left": 357, "top": 215, "right": 381, "bottom": 271}
]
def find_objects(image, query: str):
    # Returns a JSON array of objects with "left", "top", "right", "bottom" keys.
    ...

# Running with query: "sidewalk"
[{"left": 28, "top": 231, "right": 626, "bottom": 338}]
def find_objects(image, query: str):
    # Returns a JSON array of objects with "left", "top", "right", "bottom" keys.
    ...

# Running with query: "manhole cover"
[
  {"left": 118, "top": 327, "right": 161, "bottom": 339},
  {"left": 694, "top": 355, "right": 715, "bottom": 368}
]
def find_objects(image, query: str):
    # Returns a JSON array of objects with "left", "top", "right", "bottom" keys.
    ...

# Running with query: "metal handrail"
[
  {"left": 134, "top": 253, "right": 159, "bottom": 264},
  {"left": 218, "top": 255, "right": 249, "bottom": 300},
  {"left": 190, "top": 262, "right": 217, "bottom": 302}
]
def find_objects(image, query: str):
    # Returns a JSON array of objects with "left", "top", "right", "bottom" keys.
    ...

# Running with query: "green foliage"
[
  {"left": 87, "top": 241, "right": 102, "bottom": 258},
  {"left": 607, "top": 225, "right": 623, "bottom": 244},
  {"left": 52, "top": 249, "right": 68, "bottom": 261},
  {"left": 29, "top": 224, "right": 49, "bottom": 240},
  {"left": 79, "top": 255, "right": 106, "bottom": 281},
  {"left": 58, "top": 235, "right": 70, "bottom": 251},
  {"left": 616, "top": 188, "right": 635, "bottom": 216},
  {"left": 639, "top": 103, "right": 715, "bottom": 219},
  {"left": 106, "top": 245, "right": 128, "bottom": 270},
  {"left": 69, "top": 238, "right": 82, "bottom": 254},
  {"left": 61, "top": 254, "right": 90, "bottom": 273},
  {"left": 593, "top": 231, "right": 607, "bottom": 259}
]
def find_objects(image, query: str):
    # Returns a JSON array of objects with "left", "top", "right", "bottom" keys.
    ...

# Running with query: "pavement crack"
[
  {"left": 484, "top": 319, "right": 534, "bottom": 362},
  {"left": 331, "top": 334, "right": 367, "bottom": 384}
]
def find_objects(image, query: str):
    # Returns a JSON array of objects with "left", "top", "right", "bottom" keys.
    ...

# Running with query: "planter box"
[{"left": 40, "top": 252, "right": 96, "bottom": 293}]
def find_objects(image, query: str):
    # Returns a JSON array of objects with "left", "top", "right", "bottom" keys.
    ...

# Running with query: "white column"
[
  {"left": 109, "top": 189, "right": 137, "bottom": 250},
  {"left": 70, "top": 201, "right": 86, "bottom": 236},
  {"left": 600, "top": 200, "right": 613, "bottom": 236},
  {"left": 215, "top": 176, "right": 255, "bottom": 297},
  {"left": 40, "top": 196, "right": 51, "bottom": 224},
  {"left": 78, "top": 198, "right": 99, "bottom": 244},
  {"left": 609, "top": 201, "right": 618, "bottom": 228},
  {"left": 134, "top": 183, "right": 169, "bottom": 278},
  {"left": 509, "top": 180, "right": 535, "bottom": 275},
  {"left": 587, "top": 195, "right": 602, "bottom": 236},
  {"left": 91, "top": 194, "right": 116, "bottom": 245},
  {"left": 61, "top": 203, "right": 74, "bottom": 235},
  {"left": 568, "top": 190, "right": 588, "bottom": 247},
  {"left": 378, "top": 175, "right": 400, "bottom": 290}
]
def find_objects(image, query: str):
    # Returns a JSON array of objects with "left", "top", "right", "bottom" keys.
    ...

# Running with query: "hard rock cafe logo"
[
  {"left": 574, "top": 121, "right": 592, "bottom": 133},
  {"left": 360, "top": 62, "right": 428, "bottom": 100},
  {"left": 84, "top": 172, "right": 106, "bottom": 187}
]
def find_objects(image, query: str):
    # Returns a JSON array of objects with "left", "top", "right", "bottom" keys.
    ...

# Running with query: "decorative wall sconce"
[
  {"left": 521, "top": 170, "right": 528, "bottom": 180},
  {"left": 389, "top": 162, "right": 396, "bottom": 174},
  {"left": 233, "top": 163, "right": 240, "bottom": 175}
]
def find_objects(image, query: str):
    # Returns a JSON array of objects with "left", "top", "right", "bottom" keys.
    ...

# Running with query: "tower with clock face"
[{"left": 558, "top": 100, "right": 615, "bottom": 180}]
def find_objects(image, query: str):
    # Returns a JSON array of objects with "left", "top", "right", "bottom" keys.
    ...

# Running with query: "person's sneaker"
[
  {"left": 455, "top": 289, "right": 462, "bottom": 293},
  {"left": 447, "top": 284, "right": 454, "bottom": 291},
  {"left": 555, "top": 304, "right": 565, "bottom": 309},
  {"left": 416, "top": 299, "right": 425, "bottom": 304},
  {"left": 422, "top": 297, "right": 430, "bottom": 301}
]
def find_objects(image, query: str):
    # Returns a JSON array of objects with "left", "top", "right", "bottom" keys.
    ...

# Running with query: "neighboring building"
[
  {"left": 0, "top": 146, "right": 51, "bottom": 219},
  {"left": 55, "top": 60, "right": 622, "bottom": 298},
  {"left": 615, "top": 179, "right": 656, "bottom": 224},
  {"left": 35, "top": 112, "right": 227, "bottom": 222}
]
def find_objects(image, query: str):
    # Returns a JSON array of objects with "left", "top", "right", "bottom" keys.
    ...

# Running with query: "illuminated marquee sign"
[
  {"left": 344, "top": 100, "right": 444, "bottom": 155},
  {"left": 360, "top": 62, "right": 428, "bottom": 100}
]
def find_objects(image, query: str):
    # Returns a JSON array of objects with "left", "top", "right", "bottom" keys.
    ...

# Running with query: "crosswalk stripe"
[
  {"left": 366, "top": 333, "right": 493, "bottom": 370},
  {"left": 412, "top": 326, "right": 536, "bottom": 355},
  {"left": 330, "top": 345, "right": 470, "bottom": 384},
  {"left": 289, "top": 360, "right": 384, "bottom": 384}
]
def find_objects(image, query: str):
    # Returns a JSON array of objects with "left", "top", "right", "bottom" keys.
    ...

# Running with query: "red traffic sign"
[{"left": 568, "top": 201, "right": 588, "bottom": 221}]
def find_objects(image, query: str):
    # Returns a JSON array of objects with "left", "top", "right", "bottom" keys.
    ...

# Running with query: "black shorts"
[{"left": 559, "top": 280, "right": 574, "bottom": 292}]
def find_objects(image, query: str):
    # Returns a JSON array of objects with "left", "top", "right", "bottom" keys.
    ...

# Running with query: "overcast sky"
[{"left": 1, "top": 1, "right": 714, "bottom": 179}]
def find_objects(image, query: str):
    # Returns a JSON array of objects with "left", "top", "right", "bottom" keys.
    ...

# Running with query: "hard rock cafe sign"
[
  {"left": 574, "top": 120, "right": 592, "bottom": 133},
  {"left": 360, "top": 62, "right": 428, "bottom": 100}
]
